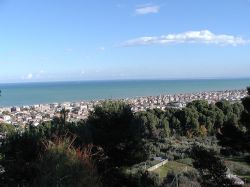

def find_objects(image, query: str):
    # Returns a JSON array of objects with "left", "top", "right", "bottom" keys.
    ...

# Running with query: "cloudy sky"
[{"left": 0, "top": 0, "right": 250, "bottom": 83}]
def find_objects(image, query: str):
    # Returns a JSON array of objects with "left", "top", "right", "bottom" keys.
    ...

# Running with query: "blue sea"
[{"left": 0, "top": 79, "right": 250, "bottom": 107}]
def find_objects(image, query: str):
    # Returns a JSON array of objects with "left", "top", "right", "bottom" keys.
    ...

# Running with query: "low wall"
[{"left": 147, "top": 159, "right": 168, "bottom": 172}]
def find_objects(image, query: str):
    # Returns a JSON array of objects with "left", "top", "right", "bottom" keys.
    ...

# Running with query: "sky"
[{"left": 0, "top": 0, "right": 250, "bottom": 83}]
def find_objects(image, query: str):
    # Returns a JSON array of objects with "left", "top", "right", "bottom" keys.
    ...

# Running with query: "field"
[
  {"left": 152, "top": 156, "right": 250, "bottom": 185},
  {"left": 152, "top": 158, "right": 194, "bottom": 180}
]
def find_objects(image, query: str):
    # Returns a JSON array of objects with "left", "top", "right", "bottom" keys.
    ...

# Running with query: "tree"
[
  {"left": 241, "top": 87, "right": 250, "bottom": 132},
  {"left": 137, "top": 111, "right": 159, "bottom": 139},
  {"left": 0, "top": 130, "right": 42, "bottom": 186},
  {"left": 161, "top": 117, "right": 170, "bottom": 138},
  {"left": 240, "top": 87, "right": 250, "bottom": 151},
  {"left": 88, "top": 101, "right": 147, "bottom": 166},
  {"left": 187, "top": 100, "right": 224, "bottom": 135},
  {"left": 232, "top": 103, "right": 244, "bottom": 117},
  {"left": 175, "top": 107, "right": 199, "bottom": 136},
  {"left": 198, "top": 125, "right": 208, "bottom": 138},
  {"left": 191, "top": 146, "right": 236, "bottom": 187},
  {"left": 214, "top": 107, "right": 225, "bottom": 130},
  {"left": 218, "top": 117, "right": 245, "bottom": 152},
  {"left": 52, "top": 108, "right": 70, "bottom": 135},
  {"left": 216, "top": 100, "right": 233, "bottom": 116},
  {"left": 170, "top": 116, "right": 181, "bottom": 134},
  {"left": 0, "top": 123, "right": 15, "bottom": 136},
  {"left": 187, "top": 100, "right": 209, "bottom": 113}
]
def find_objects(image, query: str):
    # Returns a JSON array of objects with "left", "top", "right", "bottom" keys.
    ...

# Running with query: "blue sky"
[{"left": 0, "top": 0, "right": 250, "bottom": 83}]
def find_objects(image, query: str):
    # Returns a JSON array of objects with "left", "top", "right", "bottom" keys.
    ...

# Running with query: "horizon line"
[{"left": 1, "top": 76, "right": 250, "bottom": 84}]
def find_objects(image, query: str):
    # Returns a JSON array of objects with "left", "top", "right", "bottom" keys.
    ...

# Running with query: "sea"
[{"left": 0, "top": 78, "right": 250, "bottom": 107}]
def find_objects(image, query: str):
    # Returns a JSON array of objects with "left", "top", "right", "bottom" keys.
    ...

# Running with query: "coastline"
[
  {"left": 1, "top": 78, "right": 250, "bottom": 107},
  {"left": 0, "top": 88, "right": 247, "bottom": 126}
]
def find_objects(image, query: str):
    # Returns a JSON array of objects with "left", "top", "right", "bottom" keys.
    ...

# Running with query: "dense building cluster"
[{"left": 0, "top": 89, "right": 247, "bottom": 127}]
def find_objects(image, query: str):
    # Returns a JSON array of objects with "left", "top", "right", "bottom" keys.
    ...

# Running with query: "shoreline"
[
  {"left": 0, "top": 88, "right": 248, "bottom": 108},
  {"left": 0, "top": 88, "right": 248, "bottom": 126},
  {"left": 0, "top": 88, "right": 247, "bottom": 108},
  {"left": 0, "top": 78, "right": 250, "bottom": 107}
]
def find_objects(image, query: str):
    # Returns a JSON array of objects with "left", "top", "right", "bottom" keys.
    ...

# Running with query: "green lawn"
[
  {"left": 175, "top": 158, "right": 193, "bottom": 166},
  {"left": 153, "top": 156, "right": 250, "bottom": 184},
  {"left": 122, "top": 160, "right": 161, "bottom": 176},
  {"left": 152, "top": 160, "right": 194, "bottom": 180}
]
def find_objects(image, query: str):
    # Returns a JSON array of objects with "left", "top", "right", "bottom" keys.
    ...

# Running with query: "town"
[{"left": 0, "top": 89, "right": 247, "bottom": 128}]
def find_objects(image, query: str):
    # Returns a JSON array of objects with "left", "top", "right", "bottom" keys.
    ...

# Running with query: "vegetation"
[
  {"left": 0, "top": 122, "right": 15, "bottom": 136},
  {"left": 1, "top": 87, "right": 250, "bottom": 186},
  {"left": 34, "top": 136, "right": 101, "bottom": 187},
  {"left": 87, "top": 101, "right": 148, "bottom": 166},
  {"left": 191, "top": 146, "right": 236, "bottom": 187},
  {"left": 153, "top": 160, "right": 194, "bottom": 181},
  {"left": 225, "top": 156, "right": 250, "bottom": 183}
]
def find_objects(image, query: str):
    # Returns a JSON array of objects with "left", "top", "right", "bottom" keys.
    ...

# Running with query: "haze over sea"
[{"left": 0, "top": 78, "right": 250, "bottom": 107}]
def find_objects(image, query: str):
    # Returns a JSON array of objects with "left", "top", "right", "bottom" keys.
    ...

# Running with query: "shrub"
[
  {"left": 0, "top": 131, "right": 42, "bottom": 186},
  {"left": 34, "top": 136, "right": 101, "bottom": 187}
]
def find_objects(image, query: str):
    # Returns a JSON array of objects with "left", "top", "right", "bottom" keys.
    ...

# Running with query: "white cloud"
[
  {"left": 36, "top": 70, "right": 45, "bottom": 78},
  {"left": 39, "top": 70, "right": 45, "bottom": 74},
  {"left": 22, "top": 70, "right": 46, "bottom": 80},
  {"left": 80, "top": 70, "right": 85, "bottom": 76},
  {"left": 27, "top": 73, "right": 33, "bottom": 79},
  {"left": 22, "top": 73, "right": 33, "bottom": 80},
  {"left": 121, "top": 30, "right": 250, "bottom": 47},
  {"left": 135, "top": 4, "right": 160, "bottom": 15}
]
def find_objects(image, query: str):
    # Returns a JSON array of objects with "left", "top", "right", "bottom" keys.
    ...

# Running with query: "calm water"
[{"left": 0, "top": 79, "right": 250, "bottom": 107}]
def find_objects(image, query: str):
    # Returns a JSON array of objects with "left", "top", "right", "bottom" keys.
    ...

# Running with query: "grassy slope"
[
  {"left": 153, "top": 156, "right": 250, "bottom": 184},
  {"left": 152, "top": 159, "right": 194, "bottom": 180},
  {"left": 224, "top": 156, "right": 250, "bottom": 183}
]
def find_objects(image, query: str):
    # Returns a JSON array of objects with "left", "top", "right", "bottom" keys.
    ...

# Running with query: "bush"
[
  {"left": 34, "top": 136, "right": 101, "bottom": 187},
  {"left": 191, "top": 146, "right": 236, "bottom": 187},
  {"left": 176, "top": 158, "right": 193, "bottom": 166},
  {"left": 0, "top": 131, "right": 42, "bottom": 186},
  {"left": 0, "top": 131, "right": 101, "bottom": 187},
  {"left": 161, "top": 170, "right": 201, "bottom": 187}
]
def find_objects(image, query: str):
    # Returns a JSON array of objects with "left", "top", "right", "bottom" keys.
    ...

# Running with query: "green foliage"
[
  {"left": 191, "top": 146, "right": 236, "bottom": 187},
  {"left": 88, "top": 101, "right": 148, "bottom": 166},
  {"left": 1, "top": 96, "right": 249, "bottom": 187},
  {"left": 130, "top": 100, "right": 244, "bottom": 142},
  {"left": 216, "top": 87, "right": 250, "bottom": 153},
  {"left": 0, "top": 129, "right": 101, "bottom": 186},
  {"left": 187, "top": 100, "right": 209, "bottom": 112},
  {"left": 216, "top": 100, "right": 233, "bottom": 115},
  {"left": 232, "top": 102, "right": 244, "bottom": 117},
  {"left": 0, "top": 123, "right": 15, "bottom": 135},
  {"left": 175, "top": 107, "right": 199, "bottom": 136},
  {"left": 33, "top": 137, "right": 101, "bottom": 187},
  {"left": 0, "top": 130, "right": 43, "bottom": 186},
  {"left": 153, "top": 160, "right": 194, "bottom": 181},
  {"left": 241, "top": 87, "right": 250, "bottom": 132},
  {"left": 161, "top": 170, "right": 200, "bottom": 187},
  {"left": 161, "top": 117, "right": 170, "bottom": 138},
  {"left": 170, "top": 116, "right": 181, "bottom": 134},
  {"left": 51, "top": 108, "right": 70, "bottom": 135},
  {"left": 135, "top": 111, "right": 159, "bottom": 139}
]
